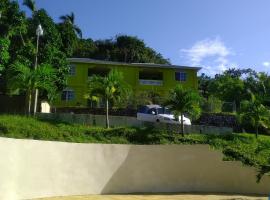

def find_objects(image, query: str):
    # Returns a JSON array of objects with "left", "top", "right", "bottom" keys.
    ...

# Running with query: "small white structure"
[{"left": 41, "top": 101, "right": 51, "bottom": 113}]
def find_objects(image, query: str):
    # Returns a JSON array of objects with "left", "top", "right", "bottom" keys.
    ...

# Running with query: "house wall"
[
  {"left": 54, "top": 62, "right": 198, "bottom": 107},
  {"left": 0, "top": 138, "right": 269, "bottom": 199}
]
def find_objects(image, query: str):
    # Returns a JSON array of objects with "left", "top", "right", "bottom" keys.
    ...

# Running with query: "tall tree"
[
  {"left": 86, "top": 69, "right": 130, "bottom": 128},
  {"left": 238, "top": 92, "right": 270, "bottom": 138},
  {"left": 59, "top": 12, "right": 82, "bottom": 38},
  {"left": 164, "top": 85, "right": 201, "bottom": 136},
  {"left": 73, "top": 38, "right": 96, "bottom": 58},
  {"left": 8, "top": 61, "right": 56, "bottom": 114},
  {"left": 198, "top": 73, "right": 213, "bottom": 99},
  {"left": 209, "top": 74, "right": 246, "bottom": 111},
  {"left": 27, "top": 9, "right": 68, "bottom": 91}
]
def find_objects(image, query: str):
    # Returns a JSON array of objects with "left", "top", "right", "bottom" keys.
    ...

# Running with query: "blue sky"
[{"left": 18, "top": 0, "right": 270, "bottom": 75}]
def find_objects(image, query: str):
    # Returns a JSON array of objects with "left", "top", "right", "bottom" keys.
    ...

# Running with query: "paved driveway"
[{"left": 36, "top": 194, "right": 268, "bottom": 200}]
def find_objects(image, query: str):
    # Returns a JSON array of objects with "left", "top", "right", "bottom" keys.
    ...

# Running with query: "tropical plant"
[
  {"left": 86, "top": 69, "right": 130, "bottom": 128},
  {"left": 59, "top": 12, "right": 82, "bottom": 38},
  {"left": 164, "top": 85, "right": 201, "bottom": 136},
  {"left": 22, "top": 0, "right": 36, "bottom": 13},
  {"left": 209, "top": 74, "right": 245, "bottom": 111},
  {"left": 238, "top": 92, "right": 270, "bottom": 138},
  {"left": 8, "top": 61, "right": 56, "bottom": 114}
]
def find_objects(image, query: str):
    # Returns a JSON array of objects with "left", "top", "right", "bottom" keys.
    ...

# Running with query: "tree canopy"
[{"left": 0, "top": 1, "right": 170, "bottom": 99}]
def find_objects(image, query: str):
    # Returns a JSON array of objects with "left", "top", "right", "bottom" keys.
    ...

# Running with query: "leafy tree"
[
  {"left": 76, "top": 35, "right": 170, "bottom": 64},
  {"left": 0, "top": 38, "right": 10, "bottom": 74},
  {"left": 73, "top": 38, "right": 96, "bottom": 58},
  {"left": 57, "top": 22, "right": 78, "bottom": 57},
  {"left": 27, "top": 9, "right": 68, "bottom": 91},
  {"left": 238, "top": 92, "right": 270, "bottom": 138},
  {"left": 86, "top": 69, "right": 130, "bottom": 128},
  {"left": 209, "top": 74, "right": 245, "bottom": 111},
  {"left": 59, "top": 12, "right": 82, "bottom": 38},
  {"left": 93, "top": 39, "right": 116, "bottom": 61},
  {"left": 198, "top": 73, "right": 213, "bottom": 99},
  {"left": 8, "top": 61, "right": 56, "bottom": 114},
  {"left": 164, "top": 85, "right": 201, "bottom": 136}
]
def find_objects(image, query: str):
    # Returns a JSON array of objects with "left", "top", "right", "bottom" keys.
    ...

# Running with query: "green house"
[{"left": 54, "top": 58, "right": 201, "bottom": 108}]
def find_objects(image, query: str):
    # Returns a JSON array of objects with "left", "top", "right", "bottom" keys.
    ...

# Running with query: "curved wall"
[{"left": 0, "top": 137, "right": 269, "bottom": 199}]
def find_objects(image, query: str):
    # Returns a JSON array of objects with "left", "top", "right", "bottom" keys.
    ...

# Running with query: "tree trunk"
[
  {"left": 33, "top": 88, "right": 39, "bottom": 116},
  {"left": 19, "top": 30, "right": 25, "bottom": 46},
  {"left": 255, "top": 124, "right": 259, "bottom": 139},
  {"left": 105, "top": 98, "right": 109, "bottom": 128},
  {"left": 28, "top": 92, "right": 32, "bottom": 115},
  {"left": 180, "top": 114, "right": 184, "bottom": 137}
]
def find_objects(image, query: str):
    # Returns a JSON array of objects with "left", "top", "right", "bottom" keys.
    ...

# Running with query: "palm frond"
[
  {"left": 74, "top": 25, "right": 82, "bottom": 38},
  {"left": 23, "top": 0, "right": 36, "bottom": 12}
]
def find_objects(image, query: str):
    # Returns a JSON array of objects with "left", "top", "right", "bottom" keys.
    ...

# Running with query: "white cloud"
[
  {"left": 181, "top": 37, "right": 234, "bottom": 76},
  {"left": 262, "top": 61, "right": 270, "bottom": 68}
]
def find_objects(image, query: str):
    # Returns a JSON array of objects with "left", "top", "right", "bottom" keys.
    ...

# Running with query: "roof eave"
[{"left": 67, "top": 58, "right": 202, "bottom": 71}]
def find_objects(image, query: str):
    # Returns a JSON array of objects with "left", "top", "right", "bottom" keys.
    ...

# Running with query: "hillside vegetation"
[{"left": 0, "top": 115, "right": 269, "bottom": 181}]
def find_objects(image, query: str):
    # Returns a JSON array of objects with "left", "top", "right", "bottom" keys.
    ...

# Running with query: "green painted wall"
[{"left": 54, "top": 62, "right": 199, "bottom": 107}]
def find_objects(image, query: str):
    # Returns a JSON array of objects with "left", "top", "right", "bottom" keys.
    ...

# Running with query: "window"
[
  {"left": 68, "top": 64, "right": 76, "bottom": 76},
  {"left": 88, "top": 67, "right": 110, "bottom": 77},
  {"left": 139, "top": 71, "right": 163, "bottom": 80},
  {"left": 175, "top": 72, "right": 187, "bottom": 81},
  {"left": 61, "top": 89, "right": 75, "bottom": 101}
]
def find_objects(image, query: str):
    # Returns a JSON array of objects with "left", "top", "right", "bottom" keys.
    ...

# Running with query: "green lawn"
[{"left": 0, "top": 114, "right": 269, "bottom": 180}]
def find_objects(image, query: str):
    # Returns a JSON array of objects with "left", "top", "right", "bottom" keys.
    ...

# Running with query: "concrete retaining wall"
[
  {"left": 37, "top": 113, "right": 232, "bottom": 134},
  {"left": 0, "top": 137, "right": 269, "bottom": 199}
]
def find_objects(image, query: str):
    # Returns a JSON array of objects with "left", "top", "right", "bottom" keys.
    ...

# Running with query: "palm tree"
[
  {"left": 22, "top": 0, "right": 36, "bottom": 13},
  {"left": 8, "top": 62, "right": 56, "bottom": 115},
  {"left": 59, "top": 12, "right": 82, "bottom": 38},
  {"left": 86, "top": 69, "right": 130, "bottom": 128},
  {"left": 164, "top": 85, "right": 201, "bottom": 136},
  {"left": 238, "top": 92, "right": 270, "bottom": 138}
]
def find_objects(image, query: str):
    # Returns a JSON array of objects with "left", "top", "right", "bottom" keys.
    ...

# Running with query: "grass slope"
[{"left": 0, "top": 115, "right": 269, "bottom": 180}]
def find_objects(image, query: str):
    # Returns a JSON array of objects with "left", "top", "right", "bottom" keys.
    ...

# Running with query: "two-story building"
[{"left": 54, "top": 58, "right": 201, "bottom": 108}]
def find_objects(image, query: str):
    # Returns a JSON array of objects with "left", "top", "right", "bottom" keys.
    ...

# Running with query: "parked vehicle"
[{"left": 137, "top": 104, "right": 191, "bottom": 125}]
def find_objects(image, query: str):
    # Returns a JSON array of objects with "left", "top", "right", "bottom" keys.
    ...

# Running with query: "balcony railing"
[{"left": 139, "top": 79, "right": 163, "bottom": 86}]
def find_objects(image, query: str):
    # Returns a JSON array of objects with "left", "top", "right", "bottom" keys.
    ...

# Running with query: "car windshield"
[{"left": 157, "top": 107, "right": 171, "bottom": 114}]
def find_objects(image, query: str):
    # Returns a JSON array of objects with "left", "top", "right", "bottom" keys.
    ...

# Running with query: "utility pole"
[{"left": 33, "top": 24, "right": 44, "bottom": 115}]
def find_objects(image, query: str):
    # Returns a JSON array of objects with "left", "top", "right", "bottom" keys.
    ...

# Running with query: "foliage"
[
  {"left": 59, "top": 12, "right": 82, "bottom": 38},
  {"left": 198, "top": 73, "right": 212, "bottom": 99},
  {"left": 132, "top": 90, "right": 162, "bottom": 107},
  {"left": 0, "top": 114, "right": 269, "bottom": 180},
  {"left": 72, "top": 38, "right": 96, "bottom": 58},
  {"left": 201, "top": 95, "right": 223, "bottom": 113},
  {"left": 238, "top": 92, "right": 270, "bottom": 138},
  {"left": 209, "top": 74, "right": 245, "bottom": 111},
  {"left": 86, "top": 69, "right": 131, "bottom": 128},
  {"left": 57, "top": 22, "right": 78, "bottom": 57},
  {"left": 75, "top": 35, "right": 170, "bottom": 64},
  {"left": 7, "top": 61, "right": 56, "bottom": 113},
  {"left": 164, "top": 85, "right": 201, "bottom": 136},
  {"left": 23, "top": 0, "right": 36, "bottom": 12},
  {"left": 0, "top": 38, "right": 10, "bottom": 74}
]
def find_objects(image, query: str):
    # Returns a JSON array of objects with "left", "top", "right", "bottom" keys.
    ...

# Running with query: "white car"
[{"left": 137, "top": 105, "right": 191, "bottom": 125}]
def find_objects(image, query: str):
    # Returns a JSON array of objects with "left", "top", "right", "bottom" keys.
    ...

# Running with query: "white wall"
[{"left": 0, "top": 137, "right": 269, "bottom": 200}]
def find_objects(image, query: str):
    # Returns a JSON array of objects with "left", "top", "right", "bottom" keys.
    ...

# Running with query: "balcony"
[
  {"left": 139, "top": 79, "right": 163, "bottom": 86},
  {"left": 139, "top": 70, "right": 163, "bottom": 86}
]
